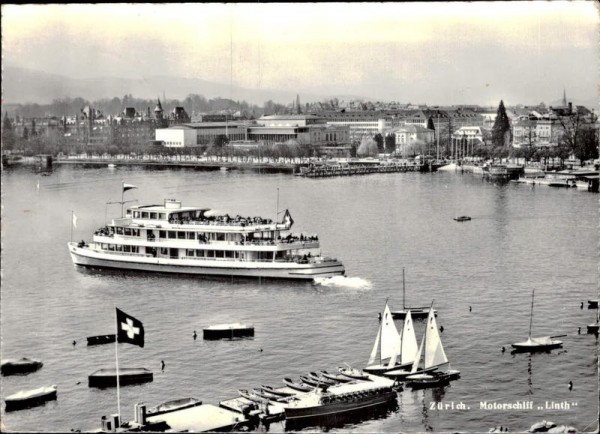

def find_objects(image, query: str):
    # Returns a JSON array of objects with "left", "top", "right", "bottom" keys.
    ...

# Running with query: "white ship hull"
[{"left": 68, "top": 243, "right": 344, "bottom": 280}]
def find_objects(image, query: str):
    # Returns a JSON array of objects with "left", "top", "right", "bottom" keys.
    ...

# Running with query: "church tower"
[{"left": 562, "top": 89, "right": 567, "bottom": 107}]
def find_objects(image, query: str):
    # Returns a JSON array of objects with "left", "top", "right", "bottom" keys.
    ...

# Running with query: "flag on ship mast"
[
  {"left": 282, "top": 209, "right": 294, "bottom": 228},
  {"left": 116, "top": 308, "right": 145, "bottom": 348},
  {"left": 72, "top": 212, "right": 78, "bottom": 228},
  {"left": 122, "top": 183, "right": 137, "bottom": 193}
]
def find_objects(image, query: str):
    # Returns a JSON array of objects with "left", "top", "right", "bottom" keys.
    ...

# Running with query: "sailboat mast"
[
  {"left": 402, "top": 268, "right": 406, "bottom": 309},
  {"left": 528, "top": 290, "right": 535, "bottom": 339}
]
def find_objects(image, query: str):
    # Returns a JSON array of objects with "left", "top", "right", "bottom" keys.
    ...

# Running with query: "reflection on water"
[{"left": 283, "top": 398, "right": 399, "bottom": 432}]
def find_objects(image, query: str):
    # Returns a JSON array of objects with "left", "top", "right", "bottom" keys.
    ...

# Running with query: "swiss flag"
[{"left": 116, "top": 308, "right": 144, "bottom": 348}]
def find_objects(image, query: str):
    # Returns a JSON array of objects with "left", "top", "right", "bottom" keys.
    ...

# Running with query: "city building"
[{"left": 155, "top": 122, "right": 248, "bottom": 148}]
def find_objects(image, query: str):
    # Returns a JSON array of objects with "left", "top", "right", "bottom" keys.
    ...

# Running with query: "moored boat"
[
  {"left": 405, "top": 307, "right": 460, "bottom": 388},
  {"left": 453, "top": 216, "right": 471, "bottom": 222},
  {"left": 391, "top": 269, "right": 437, "bottom": 319},
  {"left": 588, "top": 299, "right": 598, "bottom": 309},
  {"left": 68, "top": 197, "right": 344, "bottom": 281},
  {"left": 261, "top": 385, "right": 297, "bottom": 396},
  {"left": 1, "top": 358, "right": 43, "bottom": 376},
  {"left": 87, "top": 334, "right": 116, "bottom": 346},
  {"left": 283, "top": 377, "right": 314, "bottom": 392},
  {"left": 364, "top": 304, "right": 419, "bottom": 375},
  {"left": 511, "top": 291, "right": 563, "bottom": 352},
  {"left": 320, "top": 370, "right": 352, "bottom": 383},
  {"left": 337, "top": 366, "right": 371, "bottom": 381},
  {"left": 88, "top": 367, "right": 153, "bottom": 388},
  {"left": 146, "top": 397, "right": 202, "bottom": 416},
  {"left": 4, "top": 385, "right": 57, "bottom": 411},
  {"left": 284, "top": 375, "right": 398, "bottom": 421}
]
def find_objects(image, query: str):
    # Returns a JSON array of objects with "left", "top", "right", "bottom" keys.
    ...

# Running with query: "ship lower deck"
[{"left": 68, "top": 243, "right": 345, "bottom": 280}]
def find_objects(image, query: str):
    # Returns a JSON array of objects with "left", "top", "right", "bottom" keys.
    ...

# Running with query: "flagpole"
[
  {"left": 121, "top": 181, "right": 124, "bottom": 218},
  {"left": 114, "top": 308, "right": 121, "bottom": 426}
]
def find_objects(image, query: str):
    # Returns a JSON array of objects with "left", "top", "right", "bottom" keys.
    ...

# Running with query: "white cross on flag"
[{"left": 116, "top": 308, "right": 144, "bottom": 348}]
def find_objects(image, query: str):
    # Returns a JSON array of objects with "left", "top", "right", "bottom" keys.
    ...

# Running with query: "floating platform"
[
  {"left": 145, "top": 403, "right": 250, "bottom": 432},
  {"left": 1, "top": 358, "right": 43, "bottom": 376},
  {"left": 87, "top": 334, "right": 116, "bottom": 346},
  {"left": 588, "top": 300, "right": 598, "bottom": 309},
  {"left": 88, "top": 367, "right": 153, "bottom": 388},
  {"left": 4, "top": 385, "right": 57, "bottom": 411},
  {"left": 203, "top": 323, "right": 254, "bottom": 340}
]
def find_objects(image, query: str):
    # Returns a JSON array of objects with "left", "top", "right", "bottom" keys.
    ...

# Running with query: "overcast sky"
[{"left": 2, "top": 2, "right": 598, "bottom": 106}]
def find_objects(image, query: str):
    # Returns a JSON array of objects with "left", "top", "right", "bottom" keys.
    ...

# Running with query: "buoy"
[
  {"left": 161, "top": 360, "right": 165, "bottom": 372},
  {"left": 501, "top": 346, "right": 505, "bottom": 353},
  {"left": 580, "top": 302, "right": 584, "bottom": 309},
  {"left": 193, "top": 331, "right": 197, "bottom": 340},
  {"left": 469, "top": 306, "right": 472, "bottom": 312},
  {"left": 259, "top": 348, "right": 263, "bottom": 352},
  {"left": 578, "top": 327, "right": 581, "bottom": 335},
  {"left": 72, "top": 340, "right": 77, "bottom": 346},
  {"left": 568, "top": 381, "right": 573, "bottom": 391},
  {"left": 439, "top": 325, "right": 444, "bottom": 333}
]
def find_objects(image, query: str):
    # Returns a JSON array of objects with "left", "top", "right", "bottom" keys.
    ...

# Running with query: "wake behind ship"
[{"left": 68, "top": 199, "right": 345, "bottom": 280}]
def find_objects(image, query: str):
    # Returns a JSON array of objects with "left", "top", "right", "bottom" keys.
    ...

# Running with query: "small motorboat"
[
  {"left": 88, "top": 367, "right": 153, "bottom": 388},
  {"left": 588, "top": 300, "right": 599, "bottom": 309},
  {"left": 261, "top": 385, "right": 297, "bottom": 396},
  {"left": 307, "top": 372, "right": 336, "bottom": 386},
  {"left": 453, "top": 216, "right": 471, "bottom": 222},
  {"left": 203, "top": 323, "right": 254, "bottom": 340},
  {"left": 4, "top": 385, "right": 57, "bottom": 411},
  {"left": 283, "top": 377, "right": 313, "bottom": 392},
  {"left": 320, "top": 371, "right": 352, "bottom": 383},
  {"left": 337, "top": 366, "right": 371, "bottom": 381},
  {"left": 238, "top": 389, "right": 268, "bottom": 403},
  {"left": 1, "top": 358, "right": 43, "bottom": 376},
  {"left": 146, "top": 397, "right": 202, "bottom": 417}
]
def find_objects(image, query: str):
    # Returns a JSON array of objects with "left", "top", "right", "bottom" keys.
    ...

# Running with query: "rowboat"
[
  {"left": 4, "top": 385, "right": 57, "bottom": 411},
  {"left": 1, "top": 358, "right": 43, "bottom": 376},
  {"left": 146, "top": 398, "right": 202, "bottom": 416},
  {"left": 283, "top": 377, "right": 313, "bottom": 392}
]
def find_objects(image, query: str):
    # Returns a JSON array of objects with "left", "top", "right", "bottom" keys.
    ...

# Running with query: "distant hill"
[{"left": 1, "top": 66, "right": 339, "bottom": 106}]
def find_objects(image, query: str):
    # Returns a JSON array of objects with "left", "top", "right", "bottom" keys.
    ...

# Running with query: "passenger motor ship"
[{"left": 67, "top": 199, "right": 345, "bottom": 280}]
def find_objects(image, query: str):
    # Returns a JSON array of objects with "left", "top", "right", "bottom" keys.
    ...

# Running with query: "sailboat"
[
  {"left": 391, "top": 269, "right": 437, "bottom": 319},
  {"left": 405, "top": 307, "right": 460, "bottom": 389},
  {"left": 382, "top": 311, "right": 420, "bottom": 379},
  {"left": 363, "top": 302, "right": 402, "bottom": 375},
  {"left": 511, "top": 290, "right": 563, "bottom": 352}
]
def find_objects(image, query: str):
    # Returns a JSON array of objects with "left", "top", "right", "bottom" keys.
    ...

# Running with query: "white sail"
[
  {"left": 367, "top": 325, "right": 381, "bottom": 366},
  {"left": 380, "top": 303, "right": 401, "bottom": 361},
  {"left": 424, "top": 309, "right": 448, "bottom": 369},
  {"left": 400, "top": 310, "right": 419, "bottom": 365},
  {"left": 410, "top": 334, "right": 425, "bottom": 374}
]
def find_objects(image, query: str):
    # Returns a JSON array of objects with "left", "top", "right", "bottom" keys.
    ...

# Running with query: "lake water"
[{"left": 1, "top": 164, "right": 598, "bottom": 432}]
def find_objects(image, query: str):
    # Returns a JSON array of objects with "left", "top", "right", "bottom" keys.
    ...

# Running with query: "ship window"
[
  {"left": 159, "top": 213, "right": 166, "bottom": 219},
  {"left": 133, "top": 211, "right": 140, "bottom": 218},
  {"left": 225, "top": 251, "right": 234, "bottom": 258},
  {"left": 187, "top": 249, "right": 195, "bottom": 256},
  {"left": 159, "top": 230, "right": 166, "bottom": 238},
  {"left": 101, "top": 243, "right": 108, "bottom": 250},
  {"left": 177, "top": 231, "right": 185, "bottom": 239},
  {"left": 132, "top": 246, "right": 139, "bottom": 253},
  {"left": 187, "top": 232, "right": 195, "bottom": 239},
  {"left": 168, "top": 231, "right": 176, "bottom": 239},
  {"left": 124, "top": 245, "right": 131, "bottom": 253},
  {"left": 196, "top": 249, "right": 204, "bottom": 257},
  {"left": 207, "top": 250, "right": 215, "bottom": 258},
  {"left": 124, "top": 228, "right": 131, "bottom": 236},
  {"left": 108, "top": 244, "right": 115, "bottom": 251},
  {"left": 116, "top": 227, "right": 123, "bottom": 235},
  {"left": 150, "top": 212, "right": 157, "bottom": 219},
  {"left": 116, "top": 245, "right": 123, "bottom": 252},
  {"left": 215, "top": 251, "right": 224, "bottom": 258},
  {"left": 142, "top": 212, "right": 149, "bottom": 218},
  {"left": 160, "top": 248, "right": 168, "bottom": 255},
  {"left": 216, "top": 233, "right": 225, "bottom": 241}
]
